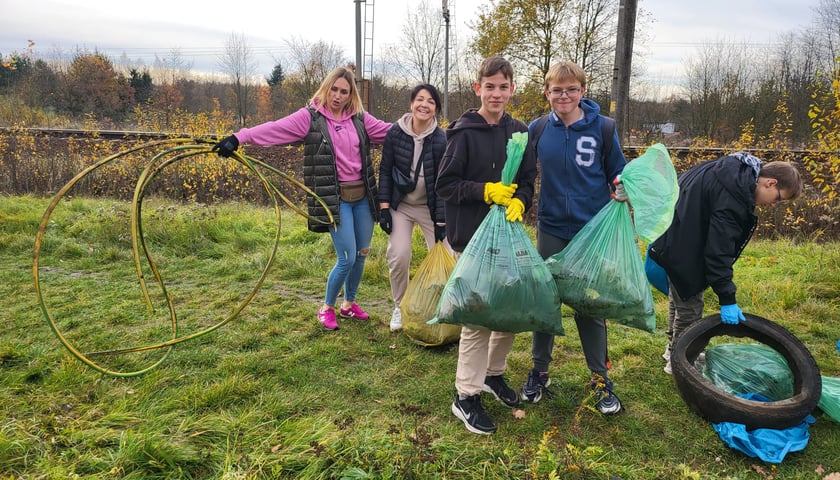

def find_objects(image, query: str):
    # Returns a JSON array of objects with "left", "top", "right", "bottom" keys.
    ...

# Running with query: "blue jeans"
[{"left": 324, "top": 199, "right": 374, "bottom": 307}]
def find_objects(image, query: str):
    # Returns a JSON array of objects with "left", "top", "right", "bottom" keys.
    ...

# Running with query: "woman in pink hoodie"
[{"left": 213, "top": 65, "right": 391, "bottom": 330}]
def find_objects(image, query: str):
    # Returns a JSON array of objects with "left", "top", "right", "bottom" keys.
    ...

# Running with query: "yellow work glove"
[
  {"left": 484, "top": 182, "right": 517, "bottom": 206},
  {"left": 505, "top": 198, "right": 525, "bottom": 222}
]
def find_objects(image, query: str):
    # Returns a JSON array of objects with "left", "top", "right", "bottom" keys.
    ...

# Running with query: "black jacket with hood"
[
  {"left": 649, "top": 154, "right": 759, "bottom": 304},
  {"left": 435, "top": 109, "right": 537, "bottom": 252},
  {"left": 377, "top": 119, "right": 447, "bottom": 224}
]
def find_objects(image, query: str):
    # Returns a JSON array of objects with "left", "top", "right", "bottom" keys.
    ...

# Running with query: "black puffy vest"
[{"left": 303, "top": 107, "right": 379, "bottom": 233}]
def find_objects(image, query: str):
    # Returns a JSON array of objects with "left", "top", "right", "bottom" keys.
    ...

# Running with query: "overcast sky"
[{"left": 1, "top": 0, "right": 821, "bottom": 94}]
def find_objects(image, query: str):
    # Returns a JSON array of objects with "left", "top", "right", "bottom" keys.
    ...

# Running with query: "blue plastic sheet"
[{"left": 713, "top": 393, "right": 815, "bottom": 463}]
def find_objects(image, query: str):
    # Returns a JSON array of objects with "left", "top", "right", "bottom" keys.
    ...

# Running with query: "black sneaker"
[
  {"left": 590, "top": 374, "right": 622, "bottom": 415},
  {"left": 521, "top": 368, "right": 552, "bottom": 403},
  {"left": 482, "top": 374, "right": 520, "bottom": 408},
  {"left": 451, "top": 393, "right": 496, "bottom": 434}
]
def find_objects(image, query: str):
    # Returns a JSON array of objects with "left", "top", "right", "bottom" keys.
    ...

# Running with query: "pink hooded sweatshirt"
[{"left": 234, "top": 103, "right": 390, "bottom": 182}]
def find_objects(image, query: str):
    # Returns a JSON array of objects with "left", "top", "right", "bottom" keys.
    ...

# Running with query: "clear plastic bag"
[{"left": 400, "top": 241, "right": 462, "bottom": 347}]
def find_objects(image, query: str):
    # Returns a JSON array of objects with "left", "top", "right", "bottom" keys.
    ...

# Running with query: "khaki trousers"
[
  {"left": 451, "top": 251, "right": 516, "bottom": 396},
  {"left": 386, "top": 202, "right": 436, "bottom": 305}
]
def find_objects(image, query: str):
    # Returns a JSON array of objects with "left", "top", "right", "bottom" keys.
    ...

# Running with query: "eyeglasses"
[{"left": 548, "top": 87, "right": 582, "bottom": 97}]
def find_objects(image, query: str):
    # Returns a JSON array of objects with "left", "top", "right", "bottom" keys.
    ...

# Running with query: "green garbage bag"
[
  {"left": 620, "top": 143, "right": 678, "bottom": 243},
  {"left": 430, "top": 132, "right": 563, "bottom": 335},
  {"left": 543, "top": 144, "right": 677, "bottom": 332},
  {"left": 703, "top": 343, "right": 794, "bottom": 401},
  {"left": 401, "top": 241, "right": 462, "bottom": 347},
  {"left": 544, "top": 200, "right": 655, "bottom": 332},
  {"left": 818, "top": 375, "right": 840, "bottom": 423}
]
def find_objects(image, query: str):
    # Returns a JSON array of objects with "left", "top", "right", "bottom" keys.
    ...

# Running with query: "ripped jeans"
[{"left": 324, "top": 198, "right": 374, "bottom": 307}]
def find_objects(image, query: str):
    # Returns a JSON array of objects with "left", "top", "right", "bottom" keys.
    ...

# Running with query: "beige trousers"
[
  {"left": 450, "top": 251, "right": 516, "bottom": 396},
  {"left": 386, "top": 202, "right": 436, "bottom": 305}
]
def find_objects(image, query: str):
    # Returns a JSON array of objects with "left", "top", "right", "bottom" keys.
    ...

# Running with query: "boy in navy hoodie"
[{"left": 520, "top": 61, "right": 626, "bottom": 414}]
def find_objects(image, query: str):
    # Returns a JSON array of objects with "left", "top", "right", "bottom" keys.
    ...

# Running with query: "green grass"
[{"left": 1, "top": 194, "right": 838, "bottom": 479}]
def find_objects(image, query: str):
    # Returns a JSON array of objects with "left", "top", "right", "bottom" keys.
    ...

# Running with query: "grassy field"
[{"left": 1, "top": 194, "right": 838, "bottom": 479}]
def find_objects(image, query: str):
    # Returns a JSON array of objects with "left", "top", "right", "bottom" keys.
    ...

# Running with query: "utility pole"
[
  {"left": 442, "top": 0, "right": 451, "bottom": 121},
  {"left": 355, "top": 0, "right": 364, "bottom": 76},
  {"left": 610, "top": 0, "right": 637, "bottom": 144}
]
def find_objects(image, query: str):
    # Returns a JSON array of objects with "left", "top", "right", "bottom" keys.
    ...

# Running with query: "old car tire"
[{"left": 671, "top": 313, "right": 821, "bottom": 430}]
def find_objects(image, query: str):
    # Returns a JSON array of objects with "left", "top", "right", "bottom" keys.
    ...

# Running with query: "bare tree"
[
  {"left": 469, "top": 0, "right": 618, "bottom": 88},
  {"left": 218, "top": 32, "right": 258, "bottom": 127},
  {"left": 284, "top": 36, "right": 348, "bottom": 95},
  {"left": 154, "top": 48, "right": 193, "bottom": 86},
  {"left": 467, "top": 0, "right": 620, "bottom": 119},
  {"left": 813, "top": 0, "right": 840, "bottom": 73},
  {"left": 382, "top": 0, "right": 447, "bottom": 87},
  {"left": 683, "top": 39, "right": 756, "bottom": 141}
]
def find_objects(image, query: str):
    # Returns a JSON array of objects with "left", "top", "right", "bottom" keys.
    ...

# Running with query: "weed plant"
[{"left": 0, "top": 195, "right": 838, "bottom": 479}]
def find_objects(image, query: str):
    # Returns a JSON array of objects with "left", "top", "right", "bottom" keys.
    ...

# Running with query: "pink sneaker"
[
  {"left": 339, "top": 303, "right": 369, "bottom": 320},
  {"left": 318, "top": 307, "right": 339, "bottom": 330}
]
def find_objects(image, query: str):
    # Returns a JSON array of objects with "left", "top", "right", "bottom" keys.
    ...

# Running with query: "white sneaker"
[
  {"left": 663, "top": 360, "right": 672, "bottom": 375},
  {"left": 662, "top": 344, "right": 671, "bottom": 361},
  {"left": 389, "top": 307, "right": 403, "bottom": 332}
]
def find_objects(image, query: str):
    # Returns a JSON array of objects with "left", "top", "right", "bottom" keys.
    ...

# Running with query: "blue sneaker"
[
  {"left": 521, "top": 369, "right": 551, "bottom": 403},
  {"left": 591, "top": 374, "right": 622, "bottom": 415}
]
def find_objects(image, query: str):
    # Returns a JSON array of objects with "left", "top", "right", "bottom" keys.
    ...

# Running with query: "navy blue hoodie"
[{"left": 529, "top": 98, "right": 626, "bottom": 240}]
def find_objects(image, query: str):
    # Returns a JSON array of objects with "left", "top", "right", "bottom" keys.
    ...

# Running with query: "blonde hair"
[
  {"left": 544, "top": 61, "right": 587, "bottom": 89},
  {"left": 310, "top": 65, "right": 365, "bottom": 115}
]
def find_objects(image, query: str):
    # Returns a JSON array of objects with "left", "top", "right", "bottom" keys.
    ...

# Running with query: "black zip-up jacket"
[
  {"left": 435, "top": 109, "right": 537, "bottom": 252},
  {"left": 649, "top": 155, "right": 758, "bottom": 304},
  {"left": 377, "top": 123, "right": 447, "bottom": 224}
]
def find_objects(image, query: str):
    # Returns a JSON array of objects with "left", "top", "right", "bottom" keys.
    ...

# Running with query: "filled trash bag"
[
  {"left": 543, "top": 144, "right": 678, "bottom": 332},
  {"left": 818, "top": 375, "right": 840, "bottom": 423},
  {"left": 400, "top": 241, "right": 462, "bottom": 347},
  {"left": 430, "top": 132, "right": 563, "bottom": 335},
  {"left": 544, "top": 198, "right": 655, "bottom": 332},
  {"left": 703, "top": 343, "right": 794, "bottom": 401},
  {"left": 713, "top": 393, "right": 815, "bottom": 464}
]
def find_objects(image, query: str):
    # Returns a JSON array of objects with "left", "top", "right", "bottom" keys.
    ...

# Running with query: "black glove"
[
  {"left": 211, "top": 134, "right": 239, "bottom": 157},
  {"left": 434, "top": 224, "right": 446, "bottom": 242},
  {"left": 379, "top": 208, "right": 392, "bottom": 235}
]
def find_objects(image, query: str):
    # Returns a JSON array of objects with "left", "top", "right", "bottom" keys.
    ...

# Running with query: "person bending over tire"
[{"left": 649, "top": 154, "right": 802, "bottom": 374}]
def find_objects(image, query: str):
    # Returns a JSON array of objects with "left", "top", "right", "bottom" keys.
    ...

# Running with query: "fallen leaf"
[{"left": 512, "top": 409, "right": 526, "bottom": 419}]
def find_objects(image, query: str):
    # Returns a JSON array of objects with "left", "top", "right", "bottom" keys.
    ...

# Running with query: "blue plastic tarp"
[{"left": 712, "top": 393, "right": 815, "bottom": 463}]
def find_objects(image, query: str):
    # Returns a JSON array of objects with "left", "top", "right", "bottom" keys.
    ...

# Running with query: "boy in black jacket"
[
  {"left": 649, "top": 154, "right": 802, "bottom": 374},
  {"left": 435, "top": 55, "right": 537, "bottom": 434}
]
